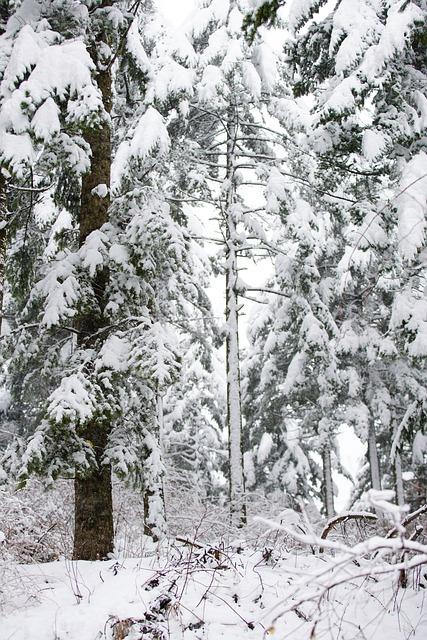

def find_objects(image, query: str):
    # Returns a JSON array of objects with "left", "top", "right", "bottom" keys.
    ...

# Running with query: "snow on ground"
[{"left": 1, "top": 542, "right": 426, "bottom": 640}]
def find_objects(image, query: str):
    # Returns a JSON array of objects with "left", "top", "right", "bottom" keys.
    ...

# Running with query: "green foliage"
[{"left": 243, "top": 1, "right": 283, "bottom": 43}]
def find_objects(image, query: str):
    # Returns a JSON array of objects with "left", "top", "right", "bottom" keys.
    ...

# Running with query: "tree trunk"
[
  {"left": 73, "top": 427, "right": 114, "bottom": 559},
  {"left": 395, "top": 450, "right": 405, "bottom": 506},
  {"left": 225, "top": 110, "right": 246, "bottom": 527},
  {"left": 368, "top": 420, "right": 381, "bottom": 490},
  {"left": 157, "top": 392, "right": 167, "bottom": 528},
  {"left": 143, "top": 488, "right": 159, "bottom": 540},
  {"left": 322, "top": 447, "right": 335, "bottom": 518},
  {"left": 142, "top": 402, "right": 164, "bottom": 542},
  {"left": 73, "top": 7, "right": 114, "bottom": 560},
  {"left": 0, "top": 6, "right": 9, "bottom": 330},
  {"left": 391, "top": 419, "right": 405, "bottom": 506},
  {"left": 0, "top": 0, "right": 9, "bottom": 334},
  {"left": 0, "top": 172, "right": 7, "bottom": 335}
]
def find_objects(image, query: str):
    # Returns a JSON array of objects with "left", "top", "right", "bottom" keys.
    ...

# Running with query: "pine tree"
[
  {"left": 183, "top": 0, "right": 289, "bottom": 525},
  {"left": 1, "top": 0, "right": 218, "bottom": 556},
  {"left": 0, "top": 0, "right": 6, "bottom": 322},
  {"left": 243, "top": 178, "right": 343, "bottom": 516},
  {"left": 1, "top": 0, "right": 121, "bottom": 560},
  {"left": 71, "top": 0, "right": 116, "bottom": 560},
  {"left": 253, "top": 0, "right": 427, "bottom": 506},
  {"left": 0, "top": 0, "right": 104, "bottom": 457}
]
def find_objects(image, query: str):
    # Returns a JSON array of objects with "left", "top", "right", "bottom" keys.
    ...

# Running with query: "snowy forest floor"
[
  {"left": 2, "top": 546, "right": 426, "bottom": 640},
  {"left": 1, "top": 481, "right": 426, "bottom": 640}
]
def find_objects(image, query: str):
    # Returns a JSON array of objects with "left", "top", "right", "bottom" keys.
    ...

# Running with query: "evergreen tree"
[
  {"left": 284, "top": 0, "right": 427, "bottom": 504},
  {"left": 1, "top": 0, "right": 216, "bottom": 557},
  {"left": 0, "top": 0, "right": 105, "bottom": 458},
  {"left": 183, "top": 0, "right": 289, "bottom": 525},
  {"left": 243, "top": 175, "right": 344, "bottom": 516}
]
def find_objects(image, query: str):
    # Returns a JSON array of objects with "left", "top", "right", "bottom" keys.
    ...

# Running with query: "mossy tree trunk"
[
  {"left": 0, "top": 172, "right": 7, "bottom": 335},
  {"left": 0, "top": 2, "right": 9, "bottom": 334},
  {"left": 73, "top": 4, "right": 114, "bottom": 561}
]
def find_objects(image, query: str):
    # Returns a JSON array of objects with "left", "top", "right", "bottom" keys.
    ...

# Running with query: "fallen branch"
[
  {"left": 320, "top": 511, "right": 378, "bottom": 553},
  {"left": 175, "top": 536, "right": 229, "bottom": 566},
  {"left": 255, "top": 515, "right": 427, "bottom": 557},
  {"left": 385, "top": 503, "right": 427, "bottom": 539}
]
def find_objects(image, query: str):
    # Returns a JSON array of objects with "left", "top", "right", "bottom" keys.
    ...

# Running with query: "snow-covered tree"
[
  {"left": 285, "top": 0, "right": 427, "bottom": 505},
  {"left": 163, "top": 340, "right": 226, "bottom": 506},
  {"left": 0, "top": 0, "right": 106, "bottom": 463},
  {"left": 1, "top": 0, "right": 216, "bottom": 557},
  {"left": 181, "top": 0, "right": 291, "bottom": 525},
  {"left": 242, "top": 170, "right": 344, "bottom": 517},
  {"left": 242, "top": 0, "right": 427, "bottom": 512}
]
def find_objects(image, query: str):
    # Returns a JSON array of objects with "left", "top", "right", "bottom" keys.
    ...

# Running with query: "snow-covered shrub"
[{"left": 0, "top": 479, "right": 74, "bottom": 563}]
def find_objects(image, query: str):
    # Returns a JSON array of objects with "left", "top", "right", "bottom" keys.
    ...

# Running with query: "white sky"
[{"left": 156, "top": 0, "right": 195, "bottom": 27}]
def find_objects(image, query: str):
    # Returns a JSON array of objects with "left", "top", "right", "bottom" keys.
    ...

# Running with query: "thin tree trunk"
[
  {"left": 395, "top": 450, "right": 405, "bottom": 506},
  {"left": 322, "top": 447, "right": 335, "bottom": 518},
  {"left": 368, "top": 419, "right": 381, "bottom": 490},
  {"left": 157, "top": 392, "right": 167, "bottom": 526},
  {"left": 157, "top": 393, "right": 165, "bottom": 458},
  {"left": 73, "top": 7, "right": 114, "bottom": 560},
  {"left": 225, "top": 109, "right": 245, "bottom": 526},
  {"left": 143, "top": 488, "right": 159, "bottom": 540},
  {"left": 141, "top": 398, "right": 164, "bottom": 542},
  {"left": 0, "top": 9, "right": 9, "bottom": 333}
]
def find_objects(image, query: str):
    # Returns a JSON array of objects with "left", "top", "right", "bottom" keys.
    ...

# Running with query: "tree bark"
[
  {"left": 73, "top": 7, "right": 114, "bottom": 560},
  {"left": 395, "top": 450, "right": 405, "bottom": 506},
  {"left": 142, "top": 394, "right": 165, "bottom": 541},
  {"left": 157, "top": 393, "right": 167, "bottom": 522},
  {"left": 0, "top": 172, "right": 7, "bottom": 335},
  {"left": 0, "top": 0, "right": 9, "bottom": 335},
  {"left": 225, "top": 109, "right": 246, "bottom": 527},
  {"left": 368, "top": 419, "right": 381, "bottom": 490},
  {"left": 73, "top": 427, "right": 114, "bottom": 559},
  {"left": 322, "top": 447, "right": 335, "bottom": 518}
]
